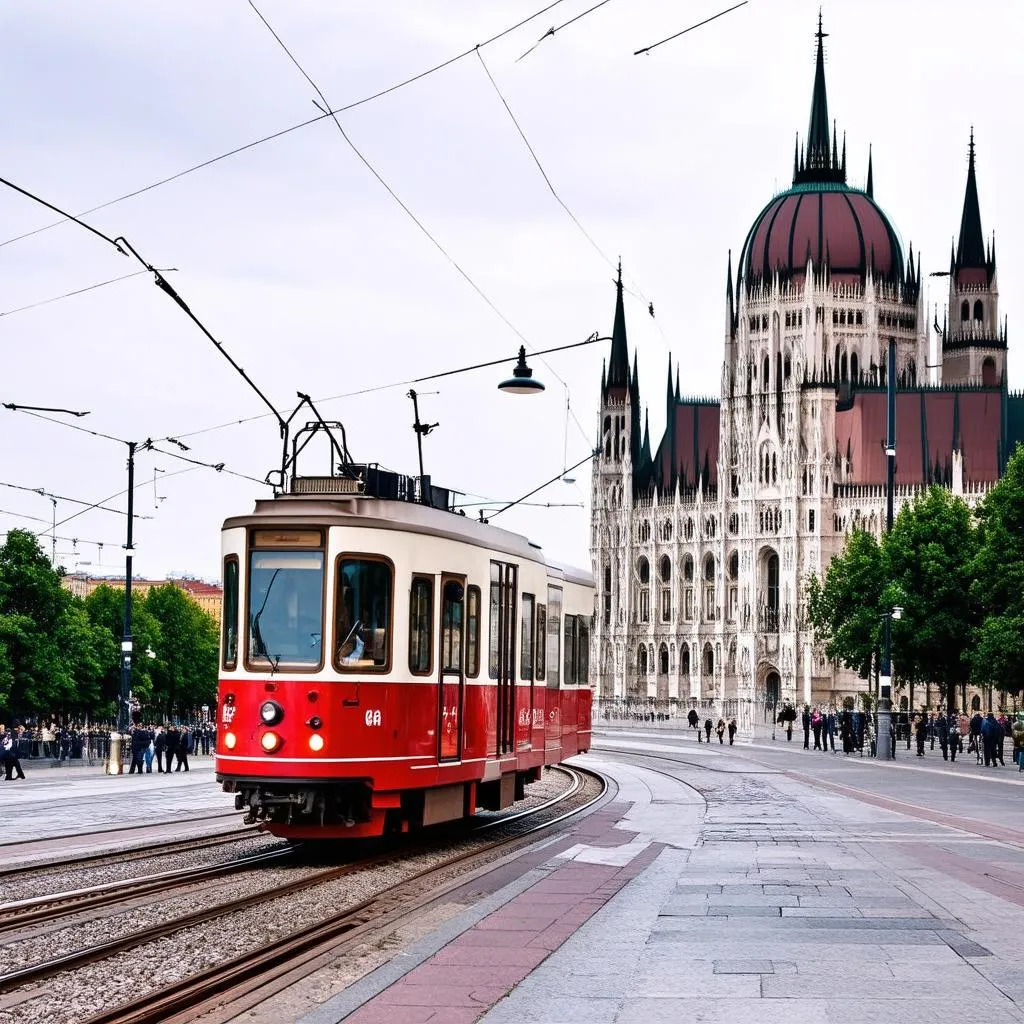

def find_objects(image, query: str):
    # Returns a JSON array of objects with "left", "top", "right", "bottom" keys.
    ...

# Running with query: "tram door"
[
  {"left": 438, "top": 576, "right": 466, "bottom": 761},
  {"left": 436, "top": 577, "right": 468, "bottom": 761},
  {"left": 490, "top": 561, "right": 518, "bottom": 756}
]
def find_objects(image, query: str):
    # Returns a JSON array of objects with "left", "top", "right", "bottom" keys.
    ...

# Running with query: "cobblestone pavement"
[
  {"left": 302, "top": 737, "right": 1024, "bottom": 1024},
  {"left": 0, "top": 758, "right": 234, "bottom": 848}
]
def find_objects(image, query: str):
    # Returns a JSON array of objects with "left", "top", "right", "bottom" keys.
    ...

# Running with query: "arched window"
[
  {"left": 840, "top": 351, "right": 849, "bottom": 382},
  {"left": 974, "top": 300, "right": 984, "bottom": 323},
  {"left": 728, "top": 551, "right": 739, "bottom": 580},
  {"left": 729, "top": 513, "right": 739, "bottom": 534},
  {"left": 659, "top": 555, "right": 671, "bottom": 583},
  {"left": 638, "top": 557, "right": 650, "bottom": 584},
  {"left": 704, "top": 555, "right": 715, "bottom": 581},
  {"left": 971, "top": 694, "right": 981, "bottom": 711},
  {"left": 684, "top": 518, "right": 694, "bottom": 540},
  {"left": 834, "top": 344, "right": 840, "bottom": 377},
  {"left": 703, "top": 644, "right": 714, "bottom": 676},
  {"left": 762, "top": 355, "right": 770, "bottom": 387},
  {"left": 961, "top": 300, "right": 970, "bottom": 322},
  {"left": 851, "top": 353, "right": 859, "bottom": 381},
  {"left": 659, "top": 643, "right": 669, "bottom": 674},
  {"left": 662, "top": 519, "right": 673, "bottom": 542},
  {"left": 982, "top": 356, "right": 997, "bottom": 386},
  {"left": 784, "top": 354, "right": 792, "bottom": 380},
  {"left": 637, "top": 645, "right": 647, "bottom": 675},
  {"left": 683, "top": 556, "right": 694, "bottom": 582},
  {"left": 638, "top": 520, "right": 651, "bottom": 543},
  {"left": 681, "top": 645, "right": 690, "bottom": 676}
]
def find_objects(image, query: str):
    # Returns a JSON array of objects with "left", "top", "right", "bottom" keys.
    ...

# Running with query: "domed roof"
[
  {"left": 739, "top": 183, "right": 903, "bottom": 286},
  {"left": 736, "top": 15, "right": 904, "bottom": 288}
]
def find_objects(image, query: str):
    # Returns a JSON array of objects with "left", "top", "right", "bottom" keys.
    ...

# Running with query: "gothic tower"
[{"left": 941, "top": 132, "right": 1005, "bottom": 386}]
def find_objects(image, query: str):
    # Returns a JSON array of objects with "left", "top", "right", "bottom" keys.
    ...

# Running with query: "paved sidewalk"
[{"left": 298, "top": 748, "right": 1024, "bottom": 1024}]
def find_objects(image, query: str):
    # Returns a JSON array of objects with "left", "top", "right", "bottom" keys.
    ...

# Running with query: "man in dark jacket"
[
  {"left": 154, "top": 726, "right": 167, "bottom": 773},
  {"left": 703, "top": 718, "right": 713, "bottom": 743},
  {"left": 128, "top": 720, "right": 152, "bottom": 774},
  {"left": 175, "top": 726, "right": 190, "bottom": 772},
  {"left": 164, "top": 725, "right": 179, "bottom": 773},
  {"left": 981, "top": 713, "right": 1001, "bottom": 767},
  {"left": 801, "top": 706, "right": 811, "bottom": 749}
]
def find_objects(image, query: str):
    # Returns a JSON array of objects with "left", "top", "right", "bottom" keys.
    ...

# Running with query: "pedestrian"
[
  {"left": 154, "top": 726, "right": 167, "bottom": 773},
  {"left": 175, "top": 725, "right": 191, "bottom": 772},
  {"left": 728, "top": 719, "right": 737, "bottom": 745},
  {"left": 825, "top": 710, "right": 837, "bottom": 753},
  {"left": 802, "top": 705, "right": 811, "bottom": 749},
  {"left": 998, "top": 714, "right": 1010, "bottom": 767},
  {"left": 165, "top": 724, "right": 179, "bottom": 773},
  {"left": 687, "top": 708, "right": 699, "bottom": 733},
  {"left": 947, "top": 710, "right": 960, "bottom": 762},
  {"left": 936, "top": 710, "right": 950, "bottom": 761},
  {"left": 915, "top": 715, "right": 927, "bottom": 757},
  {"left": 981, "top": 713, "right": 1000, "bottom": 767},
  {"left": 841, "top": 711, "right": 854, "bottom": 754},
  {"left": 716, "top": 718, "right": 726, "bottom": 744},
  {"left": 128, "top": 716, "right": 150, "bottom": 774},
  {"left": 704, "top": 717, "right": 713, "bottom": 743},
  {"left": 811, "top": 709, "right": 823, "bottom": 750},
  {"left": 3, "top": 724, "right": 26, "bottom": 781}
]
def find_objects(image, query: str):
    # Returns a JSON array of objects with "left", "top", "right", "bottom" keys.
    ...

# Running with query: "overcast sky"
[{"left": 1, "top": 0, "right": 1020, "bottom": 583}]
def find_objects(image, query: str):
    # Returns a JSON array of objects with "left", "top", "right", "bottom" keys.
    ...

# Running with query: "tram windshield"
[{"left": 247, "top": 550, "right": 324, "bottom": 667}]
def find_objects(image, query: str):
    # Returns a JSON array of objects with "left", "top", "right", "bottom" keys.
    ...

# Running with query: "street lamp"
[
  {"left": 498, "top": 347, "right": 545, "bottom": 394},
  {"left": 877, "top": 337, "right": 897, "bottom": 760}
]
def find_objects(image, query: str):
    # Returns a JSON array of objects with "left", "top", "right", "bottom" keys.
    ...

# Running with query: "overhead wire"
[
  {"left": 633, "top": 1, "right": 749, "bottom": 56},
  {"left": 0, "top": 0, "right": 575, "bottom": 253},
  {"left": 517, "top": 0, "right": 616, "bottom": 60},
  {"left": 246, "top": 1, "right": 592, "bottom": 448},
  {"left": 0, "top": 479, "right": 141, "bottom": 518},
  {"left": 0, "top": 269, "right": 171, "bottom": 320}
]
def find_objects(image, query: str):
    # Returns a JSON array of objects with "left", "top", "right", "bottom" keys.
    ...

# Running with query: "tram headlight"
[
  {"left": 261, "top": 731, "right": 282, "bottom": 753},
  {"left": 308, "top": 733, "right": 325, "bottom": 752},
  {"left": 223, "top": 732, "right": 237, "bottom": 750},
  {"left": 259, "top": 700, "right": 284, "bottom": 725}
]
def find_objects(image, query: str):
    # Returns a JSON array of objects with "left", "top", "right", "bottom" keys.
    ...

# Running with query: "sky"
[{"left": 1, "top": 0, "right": 1021, "bottom": 583}]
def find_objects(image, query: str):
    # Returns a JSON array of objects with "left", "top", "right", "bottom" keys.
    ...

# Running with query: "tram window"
[
  {"left": 520, "top": 594, "right": 535, "bottom": 680},
  {"left": 488, "top": 563, "right": 501, "bottom": 680},
  {"left": 466, "top": 585, "right": 481, "bottom": 678},
  {"left": 546, "top": 587, "right": 562, "bottom": 689},
  {"left": 409, "top": 576, "right": 434, "bottom": 675},
  {"left": 577, "top": 618, "right": 590, "bottom": 684},
  {"left": 222, "top": 556, "right": 239, "bottom": 670},
  {"left": 247, "top": 548, "right": 324, "bottom": 669},
  {"left": 536, "top": 604, "right": 546, "bottom": 681},
  {"left": 440, "top": 580, "right": 463, "bottom": 673},
  {"left": 563, "top": 614, "right": 577, "bottom": 686},
  {"left": 335, "top": 557, "right": 393, "bottom": 672}
]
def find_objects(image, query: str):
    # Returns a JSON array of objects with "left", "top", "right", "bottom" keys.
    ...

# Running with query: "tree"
[
  {"left": 883, "top": 486, "right": 977, "bottom": 709},
  {"left": 806, "top": 529, "right": 883, "bottom": 680},
  {"left": 970, "top": 443, "right": 1024, "bottom": 695},
  {"left": 144, "top": 584, "right": 219, "bottom": 718}
]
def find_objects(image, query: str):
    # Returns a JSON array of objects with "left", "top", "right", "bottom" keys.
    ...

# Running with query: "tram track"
[{"left": 0, "top": 765, "right": 609, "bottom": 1024}]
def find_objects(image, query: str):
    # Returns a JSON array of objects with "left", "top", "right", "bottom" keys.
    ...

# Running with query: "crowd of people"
[{"left": 0, "top": 717, "right": 217, "bottom": 780}]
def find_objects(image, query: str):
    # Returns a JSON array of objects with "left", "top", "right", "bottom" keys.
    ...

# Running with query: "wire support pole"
[{"left": 119, "top": 440, "right": 136, "bottom": 740}]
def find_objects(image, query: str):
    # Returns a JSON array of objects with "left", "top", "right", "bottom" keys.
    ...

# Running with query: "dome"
[{"left": 739, "top": 183, "right": 904, "bottom": 286}]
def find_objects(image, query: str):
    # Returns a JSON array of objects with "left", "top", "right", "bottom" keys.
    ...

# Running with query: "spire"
[
  {"left": 640, "top": 409, "right": 652, "bottom": 467},
  {"left": 675, "top": 365, "right": 681, "bottom": 402},
  {"left": 807, "top": 12, "right": 831, "bottom": 163},
  {"left": 726, "top": 249, "right": 735, "bottom": 334},
  {"left": 604, "top": 259, "right": 629, "bottom": 399},
  {"left": 793, "top": 133, "right": 799, "bottom": 180},
  {"left": 841, "top": 131, "right": 846, "bottom": 176},
  {"left": 866, "top": 144, "right": 873, "bottom": 198},
  {"left": 630, "top": 351, "right": 641, "bottom": 464},
  {"left": 666, "top": 354, "right": 674, "bottom": 416},
  {"left": 955, "top": 129, "right": 986, "bottom": 271}
]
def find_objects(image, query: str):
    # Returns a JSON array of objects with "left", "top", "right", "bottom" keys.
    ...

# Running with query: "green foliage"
[
  {"left": 806, "top": 529, "right": 883, "bottom": 679},
  {"left": 810, "top": 453, "right": 1024, "bottom": 702},
  {"left": 0, "top": 529, "right": 220, "bottom": 721}
]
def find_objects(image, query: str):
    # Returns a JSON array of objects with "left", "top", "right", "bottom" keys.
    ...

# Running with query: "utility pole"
[
  {"left": 877, "top": 338, "right": 896, "bottom": 759},
  {"left": 119, "top": 441, "right": 136, "bottom": 741}
]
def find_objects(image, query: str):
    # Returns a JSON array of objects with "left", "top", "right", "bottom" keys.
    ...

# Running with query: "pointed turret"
[
  {"left": 866, "top": 144, "right": 873, "bottom": 198},
  {"left": 630, "top": 352, "right": 641, "bottom": 464},
  {"left": 675, "top": 366, "right": 681, "bottom": 403},
  {"left": 955, "top": 130, "right": 986, "bottom": 274},
  {"left": 725, "top": 249, "right": 735, "bottom": 336},
  {"left": 793, "top": 13, "right": 846, "bottom": 186},
  {"left": 603, "top": 260, "right": 630, "bottom": 400},
  {"left": 665, "top": 355, "right": 674, "bottom": 417},
  {"left": 640, "top": 409, "right": 652, "bottom": 468}
]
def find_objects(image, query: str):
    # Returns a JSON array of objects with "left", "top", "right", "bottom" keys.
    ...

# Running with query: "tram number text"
[
  {"left": 517, "top": 708, "right": 544, "bottom": 727},
  {"left": 221, "top": 704, "right": 236, "bottom": 726},
  {"left": 442, "top": 705, "right": 459, "bottom": 730},
  {"left": 364, "top": 709, "right": 382, "bottom": 727}
]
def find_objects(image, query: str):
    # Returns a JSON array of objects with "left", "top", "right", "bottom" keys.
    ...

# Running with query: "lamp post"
[{"left": 877, "top": 337, "right": 897, "bottom": 759}]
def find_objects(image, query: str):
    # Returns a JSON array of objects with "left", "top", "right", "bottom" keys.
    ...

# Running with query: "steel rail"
[{"left": 73, "top": 765, "right": 609, "bottom": 1024}]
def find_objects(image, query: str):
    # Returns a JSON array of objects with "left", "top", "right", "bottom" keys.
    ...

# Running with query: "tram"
[{"left": 213, "top": 464, "right": 594, "bottom": 839}]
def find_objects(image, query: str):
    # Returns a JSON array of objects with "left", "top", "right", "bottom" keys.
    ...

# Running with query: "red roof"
[
  {"left": 654, "top": 402, "right": 720, "bottom": 490},
  {"left": 835, "top": 389, "right": 1002, "bottom": 485}
]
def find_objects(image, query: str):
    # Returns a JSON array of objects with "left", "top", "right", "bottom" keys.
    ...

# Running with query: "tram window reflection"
[
  {"left": 335, "top": 557, "right": 393, "bottom": 671},
  {"left": 222, "top": 556, "right": 239, "bottom": 670},
  {"left": 247, "top": 549, "right": 324, "bottom": 668},
  {"left": 466, "top": 585, "right": 481, "bottom": 678}
]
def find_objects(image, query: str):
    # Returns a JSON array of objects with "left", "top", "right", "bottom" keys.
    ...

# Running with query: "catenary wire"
[
  {"left": 246, "top": 1, "right": 591, "bottom": 447},
  {"left": 0, "top": 269, "right": 168, "bottom": 320},
  {"left": 633, "top": 1, "right": 748, "bottom": 56},
  {"left": 517, "top": 0, "right": 617, "bottom": 61},
  {"left": 0, "top": 0, "right": 575, "bottom": 253},
  {"left": 0, "top": 479, "right": 138, "bottom": 518}
]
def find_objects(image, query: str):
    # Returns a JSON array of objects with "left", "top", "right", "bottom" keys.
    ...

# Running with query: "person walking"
[
  {"left": 802, "top": 705, "right": 811, "bottom": 749},
  {"left": 164, "top": 725, "right": 179, "bottom": 774},
  {"left": 947, "top": 711, "right": 961, "bottom": 762},
  {"left": 825, "top": 710, "right": 837, "bottom": 753},
  {"left": 687, "top": 708, "right": 699, "bottom": 734},
  {"left": 811, "top": 709, "right": 823, "bottom": 750},
  {"left": 915, "top": 715, "right": 927, "bottom": 757},
  {"left": 704, "top": 718, "right": 713, "bottom": 743},
  {"left": 175, "top": 726, "right": 191, "bottom": 772},
  {"left": 982, "top": 713, "right": 1000, "bottom": 767},
  {"left": 728, "top": 719, "right": 737, "bottom": 745},
  {"left": 715, "top": 718, "right": 726, "bottom": 744},
  {"left": 128, "top": 718, "right": 151, "bottom": 774},
  {"left": 936, "top": 711, "right": 950, "bottom": 761},
  {"left": 3, "top": 724, "right": 26, "bottom": 780},
  {"left": 154, "top": 726, "right": 167, "bottom": 773}
]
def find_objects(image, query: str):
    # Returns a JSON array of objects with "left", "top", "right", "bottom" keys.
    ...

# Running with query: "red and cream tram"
[{"left": 214, "top": 467, "right": 594, "bottom": 839}]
